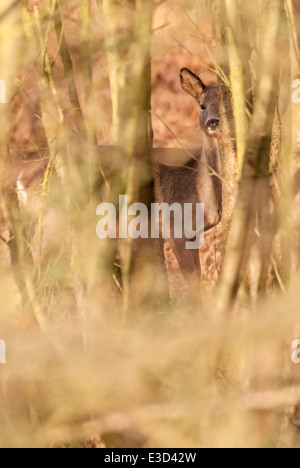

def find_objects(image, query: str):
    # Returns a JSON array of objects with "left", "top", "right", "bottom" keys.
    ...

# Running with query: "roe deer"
[{"left": 153, "top": 68, "right": 222, "bottom": 284}]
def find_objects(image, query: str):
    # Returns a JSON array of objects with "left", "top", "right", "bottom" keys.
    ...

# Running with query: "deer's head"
[{"left": 180, "top": 68, "right": 219, "bottom": 137}]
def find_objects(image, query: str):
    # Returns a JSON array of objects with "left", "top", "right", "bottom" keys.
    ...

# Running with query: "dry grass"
[{"left": 1, "top": 288, "right": 300, "bottom": 448}]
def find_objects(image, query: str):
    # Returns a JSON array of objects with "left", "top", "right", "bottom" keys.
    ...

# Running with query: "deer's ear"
[{"left": 180, "top": 68, "right": 206, "bottom": 100}]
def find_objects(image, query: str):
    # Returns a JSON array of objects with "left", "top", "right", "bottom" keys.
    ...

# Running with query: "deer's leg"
[
  {"left": 170, "top": 238, "right": 201, "bottom": 285},
  {"left": 6, "top": 225, "right": 40, "bottom": 329},
  {"left": 7, "top": 225, "right": 35, "bottom": 298},
  {"left": 155, "top": 238, "right": 171, "bottom": 305}
]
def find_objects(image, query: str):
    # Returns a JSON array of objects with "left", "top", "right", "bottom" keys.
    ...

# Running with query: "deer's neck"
[{"left": 198, "top": 133, "right": 221, "bottom": 174}]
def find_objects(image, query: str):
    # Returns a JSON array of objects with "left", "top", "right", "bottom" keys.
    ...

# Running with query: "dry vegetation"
[{"left": 0, "top": 0, "right": 300, "bottom": 448}]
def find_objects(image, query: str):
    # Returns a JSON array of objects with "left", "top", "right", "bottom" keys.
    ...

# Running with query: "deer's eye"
[{"left": 200, "top": 104, "right": 206, "bottom": 110}]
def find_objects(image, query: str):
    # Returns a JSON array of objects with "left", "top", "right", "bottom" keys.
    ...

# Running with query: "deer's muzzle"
[{"left": 206, "top": 119, "right": 219, "bottom": 135}]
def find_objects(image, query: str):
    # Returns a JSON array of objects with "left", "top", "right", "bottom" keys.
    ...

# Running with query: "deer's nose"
[{"left": 206, "top": 119, "right": 219, "bottom": 130}]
